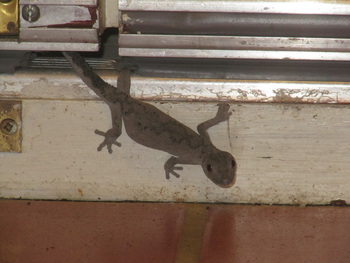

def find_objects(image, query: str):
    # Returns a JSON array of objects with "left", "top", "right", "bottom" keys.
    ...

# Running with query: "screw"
[
  {"left": 0, "top": 119, "right": 18, "bottom": 135},
  {"left": 22, "top": 5, "right": 40, "bottom": 23}
]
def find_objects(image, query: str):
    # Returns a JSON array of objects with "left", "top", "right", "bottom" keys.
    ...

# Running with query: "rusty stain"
[
  {"left": 77, "top": 188, "right": 84, "bottom": 197},
  {"left": 48, "top": 5, "right": 97, "bottom": 28}
]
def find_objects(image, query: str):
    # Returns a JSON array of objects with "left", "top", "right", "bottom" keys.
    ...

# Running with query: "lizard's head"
[{"left": 201, "top": 151, "right": 237, "bottom": 188}]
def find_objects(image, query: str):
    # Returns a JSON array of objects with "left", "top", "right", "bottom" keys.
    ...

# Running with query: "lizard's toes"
[
  {"left": 97, "top": 142, "right": 106, "bottom": 151},
  {"left": 95, "top": 129, "right": 106, "bottom": 136},
  {"left": 107, "top": 144, "right": 113, "bottom": 154},
  {"left": 170, "top": 171, "right": 181, "bottom": 178},
  {"left": 113, "top": 141, "right": 122, "bottom": 147}
]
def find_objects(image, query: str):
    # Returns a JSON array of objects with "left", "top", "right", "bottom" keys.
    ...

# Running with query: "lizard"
[{"left": 63, "top": 52, "right": 237, "bottom": 188}]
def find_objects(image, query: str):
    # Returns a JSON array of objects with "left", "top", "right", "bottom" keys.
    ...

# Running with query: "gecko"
[{"left": 63, "top": 52, "right": 237, "bottom": 188}]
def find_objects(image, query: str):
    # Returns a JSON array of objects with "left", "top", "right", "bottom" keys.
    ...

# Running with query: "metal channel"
[
  {"left": 120, "top": 35, "right": 350, "bottom": 52},
  {"left": 124, "top": 58, "right": 350, "bottom": 82},
  {"left": 3, "top": 63, "right": 350, "bottom": 104}
]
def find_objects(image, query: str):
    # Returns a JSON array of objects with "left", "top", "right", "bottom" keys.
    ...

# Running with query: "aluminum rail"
[{"left": 119, "top": 1, "right": 350, "bottom": 61}]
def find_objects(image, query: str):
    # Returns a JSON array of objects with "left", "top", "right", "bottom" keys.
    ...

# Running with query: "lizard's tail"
[{"left": 63, "top": 51, "right": 127, "bottom": 103}]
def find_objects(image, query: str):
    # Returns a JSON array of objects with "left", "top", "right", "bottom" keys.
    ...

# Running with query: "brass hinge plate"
[
  {"left": 0, "top": 0, "right": 19, "bottom": 35},
  {"left": 0, "top": 100, "right": 22, "bottom": 152}
]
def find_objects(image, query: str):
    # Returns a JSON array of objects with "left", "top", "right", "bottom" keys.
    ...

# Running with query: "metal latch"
[{"left": 0, "top": 100, "right": 22, "bottom": 152}]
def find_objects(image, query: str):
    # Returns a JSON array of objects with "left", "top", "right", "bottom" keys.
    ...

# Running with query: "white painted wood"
[
  {"left": 0, "top": 101, "right": 349, "bottom": 204},
  {"left": 0, "top": 69, "right": 350, "bottom": 204}
]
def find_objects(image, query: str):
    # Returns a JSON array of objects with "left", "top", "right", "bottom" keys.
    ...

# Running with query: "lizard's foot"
[
  {"left": 216, "top": 103, "right": 232, "bottom": 121},
  {"left": 164, "top": 156, "right": 183, "bottom": 179},
  {"left": 95, "top": 129, "right": 122, "bottom": 154}
]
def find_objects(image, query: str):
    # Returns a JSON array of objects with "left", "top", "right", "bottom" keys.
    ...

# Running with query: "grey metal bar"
[
  {"left": 119, "top": 48, "right": 350, "bottom": 61},
  {"left": 119, "top": 0, "right": 350, "bottom": 15},
  {"left": 121, "top": 11, "right": 350, "bottom": 38}
]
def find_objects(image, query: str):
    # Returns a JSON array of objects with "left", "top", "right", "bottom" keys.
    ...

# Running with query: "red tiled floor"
[
  {"left": 1, "top": 201, "right": 350, "bottom": 263},
  {"left": 200, "top": 205, "right": 350, "bottom": 263},
  {"left": 0, "top": 201, "right": 185, "bottom": 263}
]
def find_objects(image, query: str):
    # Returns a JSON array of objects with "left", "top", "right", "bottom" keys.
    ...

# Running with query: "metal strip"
[
  {"left": 120, "top": 35, "right": 350, "bottom": 52},
  {"left": 0, "top": 41, "right": 99, "bottom": 51},
  {"left": 119, "top": 0, "right": 350, "bottom": 15},
  {"left": 119, "top": 48, "right": 350, "bottom": 61},
  {"left": 19, "top": 0, "right": 97, "bottom": 5},
  {"left": 20, "top": 28, "right": 98, "bottom": 43}
]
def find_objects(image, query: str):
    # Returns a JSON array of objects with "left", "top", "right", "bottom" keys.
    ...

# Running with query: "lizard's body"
[
  {"left": 122, "top": 98, "right": 209, "bottom": 163},
  {"left": 63, "top": 52, "right": 237, "bottom": 187}
]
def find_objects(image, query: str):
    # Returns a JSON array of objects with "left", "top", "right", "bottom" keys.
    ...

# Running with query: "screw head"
[
  {"left": 0, "top": 119, "right": 18, "bottom": 135},
  {"left": 22, "top": 5, "right": 40, "bottom": 23}
]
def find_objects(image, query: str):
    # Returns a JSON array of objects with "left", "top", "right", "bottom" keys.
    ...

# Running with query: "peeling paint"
[
  {"left": 273, "top": 88, "right": 335, "bottom": 103},
  {"left": 3, "top": 71, "right": 350, "bottom": 104}
]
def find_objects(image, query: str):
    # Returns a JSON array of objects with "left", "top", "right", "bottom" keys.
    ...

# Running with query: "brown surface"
[
  {"left": 0, "top": 201, "right": 185, "bottom": 263},
  {"left": 0, "top": 201, "right": 350, "bottom": 263},
  {"left": 201, "top": 205, "right": 350, "bottom": 263}
]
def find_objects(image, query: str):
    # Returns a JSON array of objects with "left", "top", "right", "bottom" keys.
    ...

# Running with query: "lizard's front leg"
[
  {"left": 164, "top": 156, "right": 184, "bottom": 179},
  {"left": 95, "top": 105, "right": 122, "bottom": 153}
]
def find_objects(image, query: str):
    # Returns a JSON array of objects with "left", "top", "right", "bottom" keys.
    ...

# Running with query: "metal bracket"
[{"left": 0, "top": 100, "right": 22, "bottom": 153}]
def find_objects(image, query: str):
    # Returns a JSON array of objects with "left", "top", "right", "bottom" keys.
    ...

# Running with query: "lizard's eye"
[
  {"left": 206, "top": 164, "right": 213, "bottom": 172},
  {"left": 231, "top": 160, "right": 236, "bottom": 168}
]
